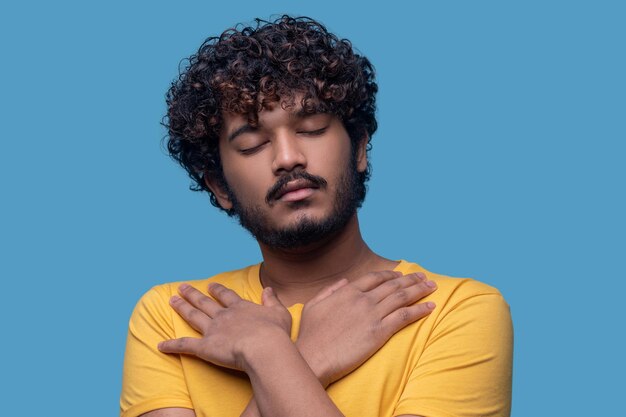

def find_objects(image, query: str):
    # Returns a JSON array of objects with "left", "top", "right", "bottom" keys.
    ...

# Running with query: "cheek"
[
  {"left": 308, "top": 137, "right": 352, "bottom": 183},
  {"left": 221, "top": 153, "right": 273, "bottom": 202}
]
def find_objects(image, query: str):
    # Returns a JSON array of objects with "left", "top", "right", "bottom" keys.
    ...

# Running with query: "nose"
[{"left": 271, "top": 133, "right": 307, "bottom": 175}]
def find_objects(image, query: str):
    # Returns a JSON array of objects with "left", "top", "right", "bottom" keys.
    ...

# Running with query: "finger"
[
  {"left": 169, "top": 295, "right": 211, "bottom": 333},
  {"left": 376, "top": 279, "right": 437, "bottom": 316},
  {"left": 158, "top": 337, "right": 203, "bottom": 355},
  {"left": 379, "top": 302, "right": 436, "bottom": 338},
  {"left": 178, "top": 283, "right": 222, "bottom": 317},
  {"left": 351, "top": 270, "right": 403, "bottom": 292},
  {"left": 307, "top": 278, "right": 349, "bottom": 305},
  {"left": 208, "top": 283, "right": 242, "bottom": 307},
  {"left": 261, "top": 287, "right": 284, "bottom": 308},
  {"left": 367, "top": 272, "right": 426, "bottom": 302}
]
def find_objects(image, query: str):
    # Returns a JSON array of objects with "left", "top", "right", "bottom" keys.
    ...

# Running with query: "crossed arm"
[{"left": 139, "top": 271, "right": 435, "bottom": 417}]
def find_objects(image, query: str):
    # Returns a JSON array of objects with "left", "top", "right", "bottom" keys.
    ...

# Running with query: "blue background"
[{"left": 1, "top": 1, "right": 624, "bottom": 415}]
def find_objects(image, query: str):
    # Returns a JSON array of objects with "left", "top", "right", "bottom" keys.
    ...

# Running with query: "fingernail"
[
  {"left": 414, "top": 272, "right": 425, "bottom": 281},
  {"left": 170, "top": 295, "right": 181, "bottom": 304},
  {"left": 179, "top": 283, "right": 190, "bottom": 291},
  {"left": 426, "top": 302, "right": 436, "bottom": 309},
  {"left": 425, "top": 280, "right": 437, "bottom": 288}
]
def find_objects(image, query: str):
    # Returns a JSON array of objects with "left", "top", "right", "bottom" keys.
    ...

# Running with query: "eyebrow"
[
  {"left": 227, "top": 124, "right": 257, "bottom": 142},
  {"left": 294, "top": 107, "right": 318, "bottom": 118}
]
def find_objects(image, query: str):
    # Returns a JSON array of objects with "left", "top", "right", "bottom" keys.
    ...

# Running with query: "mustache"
[{"left": 265, "top": 171, "right": 328, "bottom": 204}]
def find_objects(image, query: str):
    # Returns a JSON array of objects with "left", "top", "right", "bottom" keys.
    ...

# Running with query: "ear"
[
  {"left": 356, "top": 134, "right": 369, "bottom": 173},
  {"left": 204, "top": 173, "right": 233, "bottom": 210}
]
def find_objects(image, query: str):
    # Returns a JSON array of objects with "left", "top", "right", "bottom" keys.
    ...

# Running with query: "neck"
[{"left": 257, "top": 215, "right": 397, "bottom": 305}]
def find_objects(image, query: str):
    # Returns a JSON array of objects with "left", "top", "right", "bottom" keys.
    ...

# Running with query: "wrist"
[
  {"left": 296, "top": 339, "right": 332, "bottom": 388},
  {"left": 240, "top": 328, "right": 295, "bottom": 374}
]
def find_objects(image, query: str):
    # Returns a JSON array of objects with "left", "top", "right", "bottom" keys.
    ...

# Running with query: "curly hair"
[{"left": 165, "top": 15, "right": 378, "bottom": 213}]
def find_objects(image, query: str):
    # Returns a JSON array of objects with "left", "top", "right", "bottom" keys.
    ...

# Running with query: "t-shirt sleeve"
[
  {"left": 394, "top": 292, "right": 513, "bottom": 417},
  {"left": 120, "top": 285, "right": 194, "bottom": 417}
]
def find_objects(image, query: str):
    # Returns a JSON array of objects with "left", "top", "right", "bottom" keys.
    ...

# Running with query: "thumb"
[
  {"left": 308, "top": 278, "right": 349, "bottom": 305},
  {"left": 261, "top": 287, "right": 283, "bottom": 308}
]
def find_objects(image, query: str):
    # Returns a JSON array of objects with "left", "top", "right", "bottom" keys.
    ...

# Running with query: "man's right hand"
[
  {"left": 238, "top": 270, "right": 437, "bottom": 417},
  {"left": 296, "top": 270, "right": 437, "bottom": 387}
]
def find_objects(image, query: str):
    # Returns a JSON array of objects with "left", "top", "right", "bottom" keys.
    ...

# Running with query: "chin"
[
  {"left": 254, "top": 210, "right": 353, "bottom": 250},
  {"left": 232, "top": 187, "right": 357, "bottom": 250},
  {"left": 275, "top": 207, "right": 330, "bottom": 228}
]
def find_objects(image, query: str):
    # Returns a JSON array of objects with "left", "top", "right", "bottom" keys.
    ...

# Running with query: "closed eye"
[
  {"left": 239, "top": 141, "right": 269, "bottom": 155},
  {"left": 298, "top": 126, "right": 328, "bottom": 136}
]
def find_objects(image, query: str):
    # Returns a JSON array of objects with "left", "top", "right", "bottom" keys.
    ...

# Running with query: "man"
[{"left": 121, "top": 15, "right": 513, "bottom": 417}]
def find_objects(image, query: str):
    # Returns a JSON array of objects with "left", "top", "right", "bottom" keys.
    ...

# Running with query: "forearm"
[
  {"left": 240, "top": 340, "right": 333, "bottom": 417},
  {"left": 243, "top": 331, "right": 344, "bottom": 417}
]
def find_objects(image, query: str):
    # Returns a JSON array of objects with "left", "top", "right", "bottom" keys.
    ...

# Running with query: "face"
[{"left": 208, "top": 101, "right": 368, "bottom": 249}]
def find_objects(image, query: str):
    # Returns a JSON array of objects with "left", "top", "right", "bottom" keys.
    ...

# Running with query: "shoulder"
[
  {"left": 393, "top": 261, "right": 513, "bottom": 417},
  {"left": 398, "top": 260, "right": 510, "bottom": 323},
  {"left": 399, "top": 259, "right": 505, "bottom": 297},
  {"left": 133, "top": 263, "right": 261, "bottom": 317}
]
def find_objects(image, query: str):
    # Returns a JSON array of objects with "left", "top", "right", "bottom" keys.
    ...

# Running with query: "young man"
[{"left": 121, "top": 16, "right": 513, "bottom": 417}]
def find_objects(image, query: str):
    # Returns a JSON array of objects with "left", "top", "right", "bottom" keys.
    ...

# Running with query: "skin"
[
  {"left": 211, "top": 102, "right": 400, "bottom": 305},
  {"left": 141, "top": 103, "right": 435, "bottom": 417}
]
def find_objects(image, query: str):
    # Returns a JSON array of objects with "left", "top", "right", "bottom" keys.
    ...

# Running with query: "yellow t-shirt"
[{"left": 121, "top": 260, "right": 512, "bottom": 417}]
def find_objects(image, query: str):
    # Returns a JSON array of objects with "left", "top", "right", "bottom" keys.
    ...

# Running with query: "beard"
[{"left": 223, "top": 154, "right": 364, "bottom": 250}]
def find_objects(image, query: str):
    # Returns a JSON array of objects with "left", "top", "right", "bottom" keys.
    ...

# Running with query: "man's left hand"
[{"left": 158, "top": 283, "right": 292, "bottom": 371}]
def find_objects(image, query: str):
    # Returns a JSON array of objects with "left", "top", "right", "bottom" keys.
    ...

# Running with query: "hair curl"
[{"left": 165, "top": 15, "right": 378, "bottom": 212}]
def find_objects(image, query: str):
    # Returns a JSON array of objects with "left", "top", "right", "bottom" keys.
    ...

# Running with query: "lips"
[
  {"left": 274, "top": 179, "right": 320, "bottom": 201},
  {"left": 265, "top": 171, "right": 328, "bottom": 204}
]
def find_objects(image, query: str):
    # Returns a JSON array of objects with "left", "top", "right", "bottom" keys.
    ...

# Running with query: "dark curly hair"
[{"left": 165, "top": 15, "right": 378, "bottom": 213}]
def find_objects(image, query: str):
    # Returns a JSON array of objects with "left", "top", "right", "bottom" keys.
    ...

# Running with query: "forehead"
[{"left": 220, "top": 99, "right": 326, "bottom": 133}]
